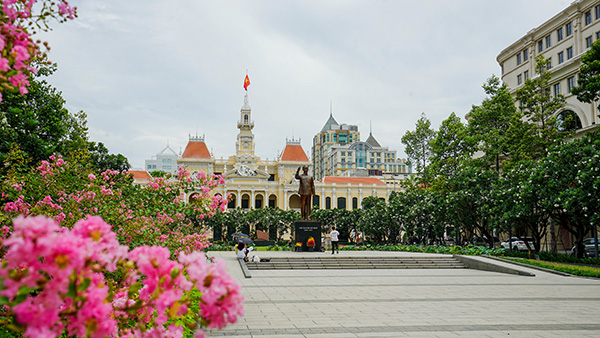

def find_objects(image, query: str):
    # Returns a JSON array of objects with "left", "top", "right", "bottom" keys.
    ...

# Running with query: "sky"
[{"left": 39, "top": 0, "right": 573, "bottom": 169}]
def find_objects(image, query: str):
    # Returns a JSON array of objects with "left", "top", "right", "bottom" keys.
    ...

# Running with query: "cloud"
[{"left": 38, "top": 0, "right": 570, "bottom": 168}]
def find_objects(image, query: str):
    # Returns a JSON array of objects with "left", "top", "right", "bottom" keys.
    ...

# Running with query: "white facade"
[
  {"left": 497, "top": 0, "right": 600, "bottom": 135},
  {"left": 145, "top": 145, "right": 179, "bottom": 175}
]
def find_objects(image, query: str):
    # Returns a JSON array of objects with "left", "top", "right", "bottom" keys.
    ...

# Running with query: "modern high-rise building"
[
  {"left": 312, "top": 113, "right": 411, "bottom": 183},
  {"left": 497, "top": 0, "right": 600, "bottom": 135}
]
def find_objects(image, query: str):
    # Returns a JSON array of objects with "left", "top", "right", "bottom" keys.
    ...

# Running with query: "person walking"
[
  {"left": 330, "top": 227, "right": 340, "bottom": 254},
  {"left": 323, "top": 230, "right": 332, "bottom": 253}
]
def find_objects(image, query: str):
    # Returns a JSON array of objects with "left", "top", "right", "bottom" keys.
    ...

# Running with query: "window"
[
  {"left": 547, "top": 57, "right": 552, "bottom": 69},
  {"left": 523, "top": 48, "right": 528, "bottom": 61},
  {"left": 558, "top": 51, "right": 564, "bottom": 64},
  {"left": 147, "top": 165, "right": 152, "bottom": 169},
  {"left": 517, "top": 53, "right": 522, "bottom": 65},
  {"left": 553, "top": 83, "right": 561, "bottom": 97},
  {"left": 567, "top": 47, "right": 573, "bottom": 59},
  {"left": 538, "top": 40, "right": 543, "bottom": 52},
  {"left": 545, "top": 35, "right": 551, "bottom": 48},
  {"left": 557, "top": 27, "right": 563, "bottom": 42},
  {"left": 568, "top": 76, "right": 575, "bottom": 91},
  {"left": 596, "top": 5, "right": 600, "bottom": 20},
  {"left": 517, "top": 74, "right": 523, "bottom": 85},
  {"left": 566, "top": 22, "right": 572, "bottom": 36},
  {"left": 524, "top": 70, "right": 529, "bottom": 80},
  {"left": 597, "top": 31, "right": 600, "bottom": 40},
  {"left": 587, "top": 36, "right": 593, "bottom": 48},
  {"left": 585, "top": 11, "right": 592, "bottom": 25}
]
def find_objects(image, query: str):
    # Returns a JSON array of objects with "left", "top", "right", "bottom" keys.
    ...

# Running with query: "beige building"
[
  {"left": 497, "top": 0, "right": 600, "bottom": 135},
  {"left": 497, "top": 0, "right": 600, "bottom": 251},
  {"left": 312, "top": 114, "right": 412, "bottom": 185},
  {"left": 177, "top": 93, "right": 395, "bottom": 211}
]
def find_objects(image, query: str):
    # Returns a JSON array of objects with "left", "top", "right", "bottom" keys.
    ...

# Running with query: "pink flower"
[{"left": 8, "top": 72, "right": 29, "bottom": 94}]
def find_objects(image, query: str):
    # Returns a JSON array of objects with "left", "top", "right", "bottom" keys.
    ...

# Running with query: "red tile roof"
[
  {"left": 181, "top": 141, "right": 211, "bottom": 159},
  {"left": 128, "top": 171, "right": 152, "bottom": 180},
  {"left": 323, "top": 177, "right": 385, "bottom": 185},
  {"left": 280, "top": 144, "right": 309, "bottom": 162}
]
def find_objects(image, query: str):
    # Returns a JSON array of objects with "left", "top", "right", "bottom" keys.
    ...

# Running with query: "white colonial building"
[{"left": 497, "top": 0, "right": 600, "bottom": 135}]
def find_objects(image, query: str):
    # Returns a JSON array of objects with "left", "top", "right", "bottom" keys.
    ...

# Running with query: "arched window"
[
  {"left": 313, "top": 195, "right": 320, "bottom": 208},
  {"left": 337, "top": 197, "right": 347, "bottom": 210},
  {"left": 244, "top": 114, "right": 249, "bottom": 123},
  {"left": 325, "top": 197, "right": 331, "bottom": 210},
  {"left": 557, "top": 110, "right": 582, "bottom": 131}
]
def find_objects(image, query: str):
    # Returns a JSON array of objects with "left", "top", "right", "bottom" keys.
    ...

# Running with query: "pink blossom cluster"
[
  {"left": 0, "top": 1, "right": 77, "bottom": 101},
  {"left": 0, "top": 215, "right": 244, "bottom": 338},
  {"left": 2, "top": 155, "right": 228, "bottom": 260}
]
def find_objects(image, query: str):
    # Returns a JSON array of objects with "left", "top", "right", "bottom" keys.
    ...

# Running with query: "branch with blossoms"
[
  {"left": 0, "top": 0, "right": 77, "bottom": 101},
  {"left": 1, "top": 155, "right": 227, "bottom": 257},
  {"left": 0, "top": 215, "right": 244, "bottom": 338}
]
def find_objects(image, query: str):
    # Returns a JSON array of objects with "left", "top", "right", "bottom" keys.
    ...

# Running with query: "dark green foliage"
[{"left": 571, "top": 39, "right": 600, "bottom": 103}]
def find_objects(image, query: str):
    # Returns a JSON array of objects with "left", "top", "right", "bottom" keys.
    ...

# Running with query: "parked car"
[
  {"left": 471, "top": 236, "right": 500, "bottom": 247},
  {"left": 570, "top": 238, "right": 599, "bottom": 258},
  {"left": 500, "top": 237, "right": 529, "bottom": 251}
]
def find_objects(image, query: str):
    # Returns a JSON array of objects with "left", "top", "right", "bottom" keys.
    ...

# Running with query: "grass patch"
[{"left": 504, "top": 258, "right": 600, "bottom": 278}]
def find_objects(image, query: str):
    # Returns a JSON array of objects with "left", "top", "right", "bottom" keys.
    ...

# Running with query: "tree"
[
  {"left": 0, "top": 73, "right": 74, "bottom": 170},
  {"left": 496, "top": 160, "right": 551, "bottom": 252},
  {"left": 401, "top": 113, "right": 435, "bottom": 178},
  {"left": 571, "top": 39, "right": 600, "bottom": 103},
  {"left": 88, "top": 141, "right": 131, "bottom": 172},
  {"left": 429, "top": 112, "right": 474, "bottom": 180},
  {"left": 442, "top": 166, "right": 500, "bottom": 249},
  {"left": 0, "top": 70, "right": 130, "bottom": 174},
  {"left": 515, "top": 55, "right": 568, "bottom": 159},
  {"left": 468, "top": 75, "right": 529, "bottom": 171},
  {"left": 537, "top": 131, "right": 600, "bottom": 258}
]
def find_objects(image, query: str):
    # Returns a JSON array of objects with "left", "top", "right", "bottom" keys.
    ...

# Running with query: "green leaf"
[{"left": 77, "top": 277, "right": 91, "bottom": 293}]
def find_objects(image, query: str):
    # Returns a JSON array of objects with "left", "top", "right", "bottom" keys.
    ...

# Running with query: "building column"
[{"left": 237, "top": 189, "right": 241, "bottom": 208}]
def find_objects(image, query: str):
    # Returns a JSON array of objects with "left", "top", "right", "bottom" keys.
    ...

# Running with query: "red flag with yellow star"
[{"left": 243, "top": 75, "right": 250, "bottom": 91}]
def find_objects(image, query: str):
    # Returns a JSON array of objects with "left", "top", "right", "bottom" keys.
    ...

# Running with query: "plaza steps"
[{"left": 245, "top": 256, "right": 467, "bottom": 270}]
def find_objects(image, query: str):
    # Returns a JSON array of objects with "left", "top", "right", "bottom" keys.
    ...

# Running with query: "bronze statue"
[{"left": 295, "top": 165, "right": 315, "bottom": 220}]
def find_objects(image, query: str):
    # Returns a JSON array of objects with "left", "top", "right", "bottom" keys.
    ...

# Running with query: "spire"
[
  {"left": 320, "top": 103, "right": 339, "bottom": 132},
  {"left": 365, "top": 122, "right": 381, "bottom": 148},
  {"left": 241, "top": 93, "right": 251, "bottom": 111}
]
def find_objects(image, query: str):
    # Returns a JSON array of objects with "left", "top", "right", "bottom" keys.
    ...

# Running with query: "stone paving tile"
[{"left": 209, "top": 251, "right": 600, "bottom": 338}]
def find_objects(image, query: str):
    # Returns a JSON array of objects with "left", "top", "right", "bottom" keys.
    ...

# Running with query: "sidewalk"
[{"left": 207, "top": 250, "right": 600, "bottom": 338}]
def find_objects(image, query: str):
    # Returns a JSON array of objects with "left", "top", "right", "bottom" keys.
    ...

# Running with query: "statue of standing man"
[{"left": 295, "top": 165, "right": 315, "bottom": 220}]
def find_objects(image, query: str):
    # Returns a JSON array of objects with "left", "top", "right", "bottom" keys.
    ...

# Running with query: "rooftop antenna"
[
  {"left": 330, "top": 101, "right": 332, "bottom": 117},
  {"left": 370, "top": 120, "right": 373, "bottom": 135}
]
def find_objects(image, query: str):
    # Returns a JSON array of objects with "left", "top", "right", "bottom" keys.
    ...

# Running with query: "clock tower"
[{"left": 236, "top": 93, "right": 256, "bottom": 157}]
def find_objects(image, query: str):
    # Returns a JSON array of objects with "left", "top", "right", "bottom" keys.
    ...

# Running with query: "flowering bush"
[
  {"left": 0, "top": 215, "right": 244, "bottom": 337},
  {"left": 306, "top": 237, "right": 315, "bottom": 247},
  {"left": 0, "top": 155, "right": 228, "bottom": 255},
  {"left": 0, "top": 0, "right": 77, "bottom": 101}
]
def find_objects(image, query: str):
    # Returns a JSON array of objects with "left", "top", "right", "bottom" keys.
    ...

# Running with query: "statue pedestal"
[{"left": 294, "top": 221, "right": 321, "bottom": 252}]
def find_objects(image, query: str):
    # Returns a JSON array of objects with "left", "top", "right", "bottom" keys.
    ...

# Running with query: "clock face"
[{"left": 244, "top": 142, "right": 249, "bottom": 148}]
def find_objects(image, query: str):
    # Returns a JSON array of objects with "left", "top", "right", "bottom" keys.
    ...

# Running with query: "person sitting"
[{"left": 236, "top": 242, "right": 248, "bottom": 262}]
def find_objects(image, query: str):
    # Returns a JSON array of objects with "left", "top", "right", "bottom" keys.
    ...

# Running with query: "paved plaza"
[{"left": 207, "top": 250, "right": 600, "bottom": 338}]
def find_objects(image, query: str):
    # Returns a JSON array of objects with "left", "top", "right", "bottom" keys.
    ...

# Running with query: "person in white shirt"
[{"left": 330, "top": 227, "right": 340, "bottom": 254}]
